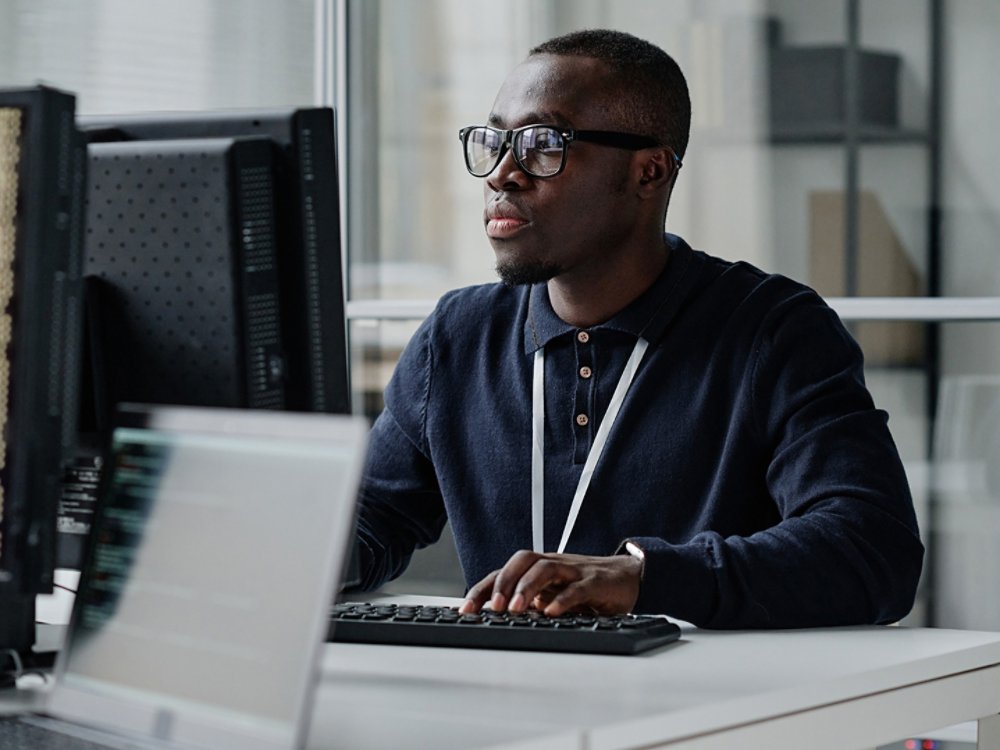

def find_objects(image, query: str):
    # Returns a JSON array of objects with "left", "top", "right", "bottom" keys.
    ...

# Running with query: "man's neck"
[{"left": 546, "top": 242, "right": 670, "bottom": 329}]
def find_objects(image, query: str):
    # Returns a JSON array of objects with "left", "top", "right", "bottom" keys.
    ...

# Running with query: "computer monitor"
[
  {"left": 85, "top": 135, "right": 290, "bottom": 416},
  {"left": 55, "top": 109, "right": 352, "bottom": 574},
  {"left": 79, "top": 107, "right": 349, "bottom": 415},
  {"left": 0, "top": 86, "right": 86, "bottom": 662}
]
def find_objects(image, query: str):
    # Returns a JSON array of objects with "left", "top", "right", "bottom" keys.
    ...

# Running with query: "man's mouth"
[
  {"left": 485, "top": 203, "right": 530, "bottom": 239},
  {"left": 486, "top": 216, "right": 530, "bottom": 238}
]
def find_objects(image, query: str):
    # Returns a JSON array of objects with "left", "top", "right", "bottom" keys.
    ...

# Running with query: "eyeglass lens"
[{"left": 464, "top": 126, "right": 566, "bottom": 178}]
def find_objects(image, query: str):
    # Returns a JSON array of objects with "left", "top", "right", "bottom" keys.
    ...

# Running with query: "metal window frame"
[{"left": 345, "top": 297, "right": 1000, "bottom": 323}]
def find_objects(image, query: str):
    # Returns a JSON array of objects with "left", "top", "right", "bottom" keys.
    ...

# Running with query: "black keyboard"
[
  {"left": 328, "top": 602, "right": 681, "bottom": 655},
  {"left": 0, "top": 717, "right": 114, "bottom": 750}
]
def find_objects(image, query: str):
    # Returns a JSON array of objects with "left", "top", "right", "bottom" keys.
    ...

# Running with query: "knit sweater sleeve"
[
  {"left": 354, "top": 310, "right": 448, "bottom": 591},
  {"left": 629, "top": 290, "right": 924, "bottom": 628}
]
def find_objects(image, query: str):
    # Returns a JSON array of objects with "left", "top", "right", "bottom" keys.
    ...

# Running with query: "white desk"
[{"left": 309, "top": 597, "right": 1000, "bottom": 750}]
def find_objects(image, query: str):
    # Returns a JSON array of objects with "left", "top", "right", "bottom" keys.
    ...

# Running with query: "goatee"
[{"left": 495, "top": 259, "right": 562, "bottom": 286}]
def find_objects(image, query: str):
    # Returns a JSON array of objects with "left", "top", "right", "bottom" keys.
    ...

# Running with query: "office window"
[
  {"left": 339, "top": 0, "right": 1000, "bottom": 618},
  {"left": 343, "top": 1, "right": 1000, "bottom": 305},
  {"left": 4, "top": 0, "right": 999, "bottom": 624},
  {"left": 0, "top": 0, "right": 315, "bottom": 115},
  {"left": 344, "top": 0, "right": 986, "bottom": 405},
  {"left": 926, "top": 322, "right": 1000, "bottom": 630}
]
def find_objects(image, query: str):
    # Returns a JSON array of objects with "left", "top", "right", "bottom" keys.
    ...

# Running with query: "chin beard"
[{"left": 495, "top": 259, "right": 562, "bottom": 286}]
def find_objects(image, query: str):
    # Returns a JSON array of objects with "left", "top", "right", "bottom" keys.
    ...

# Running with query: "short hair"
[{"left": 530, "top": 29, "right": 691, "bottom": 161}]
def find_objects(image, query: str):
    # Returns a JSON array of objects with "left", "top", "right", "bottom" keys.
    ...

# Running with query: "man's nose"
[{"left": 486, "top": 145, "right": 532, "bottom": 192}]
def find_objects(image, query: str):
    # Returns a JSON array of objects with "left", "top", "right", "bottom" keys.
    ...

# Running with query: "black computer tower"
[
  {"left": 84, "top": 136, "right": 287, "bottom": 413},
  {"left": 80, "top": 109, "right": 349, "bottom": 414}
]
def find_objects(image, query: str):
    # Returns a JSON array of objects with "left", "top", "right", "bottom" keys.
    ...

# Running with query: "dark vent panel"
[
  {"left": 84, "top": 137, "right": 286, "bottom": 412},
  {"left": 77, "top": 108, "right": 350, "bottom": 414}
]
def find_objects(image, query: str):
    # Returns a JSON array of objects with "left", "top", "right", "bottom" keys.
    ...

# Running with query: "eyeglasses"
[{"left": 458, "top": 124, "right": 679, "bottom": 179}]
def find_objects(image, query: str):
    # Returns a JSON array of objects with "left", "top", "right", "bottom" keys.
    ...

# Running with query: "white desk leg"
[{"left": 979, "top": 713, "right": 1000, "bottom": 750}]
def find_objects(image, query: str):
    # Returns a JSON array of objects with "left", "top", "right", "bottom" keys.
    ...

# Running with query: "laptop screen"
[{"left": 47, "top": 408, "right": 367, "bottom": 750}]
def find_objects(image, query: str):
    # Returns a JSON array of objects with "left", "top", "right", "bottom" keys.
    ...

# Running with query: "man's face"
[{"left": 482, "top": 55, "right": 641, "bottom": 286}]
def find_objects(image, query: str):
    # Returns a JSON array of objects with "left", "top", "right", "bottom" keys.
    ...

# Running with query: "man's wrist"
[{"left": 623, "top": 540, "right": 646, "bottom": 582}]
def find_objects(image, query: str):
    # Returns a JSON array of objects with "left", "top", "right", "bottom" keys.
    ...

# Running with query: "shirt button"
[
  {"left": 576, "top": 413, "right": 589, "bottom": 426},
  {"left": 579, "top": 366, "right": 592, "bottom": 379},
  {"left": 577, "top": 330, "right": 590, "bottom": 343}
]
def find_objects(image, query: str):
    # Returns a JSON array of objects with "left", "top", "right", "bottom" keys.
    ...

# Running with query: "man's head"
[
  {"left": 528, "top": 29, "right": 690, "bottom": 162},
  {"left": 469, "top": 30, "right": 690, "bottom": 287}
]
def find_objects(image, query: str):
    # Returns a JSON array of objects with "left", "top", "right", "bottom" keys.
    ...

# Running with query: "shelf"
[{"left": 770, "top": 126, "right": 929, "bottom": 145}]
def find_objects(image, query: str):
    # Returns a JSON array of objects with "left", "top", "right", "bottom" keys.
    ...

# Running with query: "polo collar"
[{"left": 522, "top": 234, "right": 700, "bottom": 355}]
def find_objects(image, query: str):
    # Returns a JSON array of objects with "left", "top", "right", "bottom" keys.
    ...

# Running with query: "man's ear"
[{"left": 635, "top": 148, "right": 677, "bottom": 196}]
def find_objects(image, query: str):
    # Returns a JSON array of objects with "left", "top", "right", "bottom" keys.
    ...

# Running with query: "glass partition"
[
  {"left": 4, "top": 0, "right": 1000, "bottom": 627},
  {"left": 342, "top": 1, "right": 1000, "bottom": 621}
]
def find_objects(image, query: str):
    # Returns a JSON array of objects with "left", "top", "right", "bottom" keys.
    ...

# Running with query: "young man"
[{"left": 354, "top": 29, "right": 923, "bottom": 628}]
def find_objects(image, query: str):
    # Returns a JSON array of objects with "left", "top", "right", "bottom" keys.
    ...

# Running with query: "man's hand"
[{"left": 459, "top": 550, "right": 643, "bottom": 617}]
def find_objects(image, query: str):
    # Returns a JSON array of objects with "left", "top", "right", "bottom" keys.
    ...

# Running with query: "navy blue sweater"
[{"left": 356, "top": 235, "right": 924, "bottom": 628}]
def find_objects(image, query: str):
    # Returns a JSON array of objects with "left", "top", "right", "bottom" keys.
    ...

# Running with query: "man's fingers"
[
  {"left": 541, "top": 581, "right": 593, "bottom": 617},
  {"left": 489, "top": 550, "right": 545, "bottom": 610},
  {"left": 460, "top": 549, "right": 543, "bottom": 613},
  {"left": 508, "top": 558, "right": 581, "bottom": 612},
  {"left": 530, "top": 585, "right": 561, "bottom": 610},
  {"left": 459, "top": 569, "right": 500, "bottom": 613},
  {"left": 464, "top": 552, "right": 641, "bottom": 616},
  {"left": 542, "top": 554, "right": 643, "bottom": 615}
]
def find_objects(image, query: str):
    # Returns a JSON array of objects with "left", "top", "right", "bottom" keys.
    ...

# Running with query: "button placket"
[{"left": 573, "top": 329, "right": 595, "bottom": 463}]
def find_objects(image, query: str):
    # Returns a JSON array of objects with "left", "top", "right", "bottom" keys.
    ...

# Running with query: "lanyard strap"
[{"left": 531, "top": 337, "right": 649, "bottom": 554}]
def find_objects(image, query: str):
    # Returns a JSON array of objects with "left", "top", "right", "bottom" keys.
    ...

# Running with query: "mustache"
[{"left": 485, "top": 198, "right": 531, "bottom": 222}]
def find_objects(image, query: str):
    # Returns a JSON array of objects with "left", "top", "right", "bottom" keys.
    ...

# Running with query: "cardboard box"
[{"left": 809, "top": 190, "right": 924, "bottom": 366}]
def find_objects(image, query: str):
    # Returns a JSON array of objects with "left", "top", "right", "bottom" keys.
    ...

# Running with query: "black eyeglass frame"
[{"left": 458, "top": 123, "right": 681, "bottom": 179}]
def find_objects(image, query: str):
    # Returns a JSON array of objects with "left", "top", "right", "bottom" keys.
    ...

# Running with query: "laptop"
[{"left": 0, "top": 405, "right": 368, "bottom": 750}]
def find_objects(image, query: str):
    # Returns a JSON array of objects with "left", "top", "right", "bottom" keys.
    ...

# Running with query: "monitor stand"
[{"left": 0, "top": 595, "right": 35, "bottom": 688}]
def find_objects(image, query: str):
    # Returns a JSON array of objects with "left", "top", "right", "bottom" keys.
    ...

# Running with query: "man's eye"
[{"left": 526, "top": 133, "right": 560, "bottom": 152}]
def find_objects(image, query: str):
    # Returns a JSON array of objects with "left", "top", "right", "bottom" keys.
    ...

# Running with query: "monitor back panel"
[
  {"left": 80, "top": 109, "right": 349, "bottom": 414},
  {"left": 84, "top": 137, "right": 286, "bottom": 415}
]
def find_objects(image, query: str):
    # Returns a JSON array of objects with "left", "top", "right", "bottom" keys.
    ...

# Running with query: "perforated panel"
[
  {"left": 85, "top": 137, "right": 285, "bottom": 410},
  {"left": 77, "top": 109, "right": 350, "bottom": 414}
]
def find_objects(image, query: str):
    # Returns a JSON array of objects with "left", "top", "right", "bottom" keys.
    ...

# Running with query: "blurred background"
[{"left": 3, "top": 0, "right": 999, "bottom": 632}]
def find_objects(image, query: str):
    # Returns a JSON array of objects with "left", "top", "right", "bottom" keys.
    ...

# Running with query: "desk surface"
[{"left": 309, "top": 597, "right": 1000, "bottom": 750}]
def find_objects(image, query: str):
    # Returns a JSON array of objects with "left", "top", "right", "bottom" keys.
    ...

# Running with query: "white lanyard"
[{"left": 531, "top": 336, "right": 649, "bottom": 553}]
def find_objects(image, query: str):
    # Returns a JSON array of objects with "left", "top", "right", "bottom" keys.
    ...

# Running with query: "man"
[{"left": 354, "top": 29, "right": 923, "bottom": 628}]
